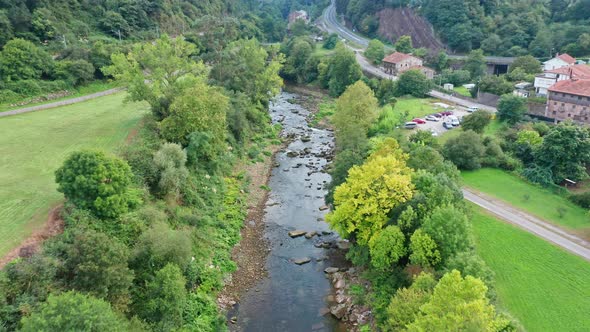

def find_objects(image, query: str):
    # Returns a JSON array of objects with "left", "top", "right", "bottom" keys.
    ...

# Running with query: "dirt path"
[
  {"left": 0, "top": 205, "right": 64, "bottom": 269},
  {"left": 464, "top": 188, "right": 590, "bottom": 262},
  {"left": 0, "top": 88, "right": 124, "bottom": 118}
]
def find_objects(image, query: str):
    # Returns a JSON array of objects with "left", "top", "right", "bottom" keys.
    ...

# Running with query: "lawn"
[
  {"left": 453, "top": 86, "right": 471, "bottom": 97},
  {"left": 395, "top": 97, "right": 441, "bottom": 119},
  {"left": 462, "top": 168, "right": 590, "bottom": 230},
  {"left": 0, "top": 93, "right": 147, "bottom": 256},
  {"left": 438, "top": 118, "right": 504, "bottom": 144},
  {"left": 471, "top": 204, "right": 590, "bottom": 332}
]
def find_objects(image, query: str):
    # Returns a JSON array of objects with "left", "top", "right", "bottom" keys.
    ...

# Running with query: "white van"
[
  {"left": 448, "top": 116, "right": 460, "bottom": 126},
  {"left": 404, "top": 122, "right": 418, "bottom": 129}
]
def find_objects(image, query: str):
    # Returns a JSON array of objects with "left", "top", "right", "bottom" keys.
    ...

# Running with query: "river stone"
[
  {"left": 305, "top": 231, "right": 317, "bottom": 239},
  {"left": 337, "top": 240, "right": 351, "bottom": 250},
  {"left": 311, "top": 322, "right": 325, "bottom": 330},
  {"left": 335, "top": 294, "right": 348, "bottom": 304},
  {"left": 293, "top": 257, "right": 311, "bottom": 265},
  {"left": 330, "top": 304, "right": 347, "bottom": 319},
  {"left": 286, "top": 150, "right": 299, "bottom": 157},
  {"left": 334, "top": 279, "right": 346, "bottom": 289},
  {"left": 288, "top": 230, "right": 306, "bottom": 238},
  {"left": 324, "top": 267, "right": 339, "bottom": 274},
  {"left": 318, "top": 307, "right": 331, "bottom": 316},
  {"left": 319, "top": 205, "right": 329, "bottom": 211},
  {"left": 301, "top": 136, "right": 311, "bottom": 142}
]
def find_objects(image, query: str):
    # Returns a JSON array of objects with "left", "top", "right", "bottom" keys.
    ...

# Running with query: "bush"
[
  {"left": 569, "top": 191, "right": 590, "bottom": 209},
  {"left": 0, "top": 89, "right": 21, "bottom": 104},
  {"left": 54, "top": 59, "right": 95, "bottom": 86},
  {"left": 442, "top": 131, "right": 485, "bottom": 170}
]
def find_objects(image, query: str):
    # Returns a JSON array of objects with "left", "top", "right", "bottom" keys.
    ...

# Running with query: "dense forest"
[{"left": 335, "top": 0, "right": 590, "bottom": 56}]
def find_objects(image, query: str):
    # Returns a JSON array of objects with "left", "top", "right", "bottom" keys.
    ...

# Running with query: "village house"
[
  {"left": 546, "top": 78, "right": 590, "bottom": 124},
  {"left": 534, "top": 64, "right": 590, "bottom": 95},
  {"left": 543, "top": 53, "right": 576, "bottom": 71},
  {"left": 288, "top": 10, "right": 309, "bottom": 26},
  {"left": 382, "top": 52, "right": 435, "bottom": 79}
]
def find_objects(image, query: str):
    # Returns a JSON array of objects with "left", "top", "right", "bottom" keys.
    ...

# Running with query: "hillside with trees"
[{"left": 335, "top": 0, "right": 590, "bottom": 56}]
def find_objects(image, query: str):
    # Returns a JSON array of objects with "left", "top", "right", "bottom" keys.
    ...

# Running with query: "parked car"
[
  {"left": 449, "top": 115, "right": 460, "bottom": 126},
  {"left": 430, "top": 129, "right": 438, "bottom": 137},
  {"left": 443, "top": 121, "right": 454, "bottom": 129},
  {"left": 433, "top": 113, "right": 443, "bottom": 118},
  {"left": 467, "top": 106, "right": 479, "bottom": 113},
  {"left": 404, "top": 122, "right": 418, "bottom": 129},
  {"left": 425, "top": 115, "right": 439, "bottom": 122},
  {"left": 440, "top": 110, "right": 454, "bottom": 116},
  {"left": 412, "top": 118, "right": 426, "bottom": 124}
]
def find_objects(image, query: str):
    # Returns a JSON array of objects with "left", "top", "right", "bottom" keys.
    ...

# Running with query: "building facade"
[
  {"left": 382, "top": 52, "right": 423, "bottom": 75},
  {"left": 543, "top": 53, "right": 576, "bottom": 71},
  {"left": 534, "top": 64, "right": 590, "bottom": 95},
  {"left": 546, "top": 79, "right": 590, "bottom": 124}
]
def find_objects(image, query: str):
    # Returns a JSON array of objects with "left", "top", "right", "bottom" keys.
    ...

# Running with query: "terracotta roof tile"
[
  {"left": 383, "top": 52, "right": 417, "bottom": 64},
  {"left": 548, "top": 79, "right": 590, "bottom": 97},
  {"left": 557, "top": 53, "right": 576, "bottom": 64},
  {"left": 546, "top": 64, "right": 590, "bottom": 78}
]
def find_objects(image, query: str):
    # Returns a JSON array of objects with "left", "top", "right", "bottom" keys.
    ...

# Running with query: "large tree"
[
  {"left": 395, "top": 35, "right": 413, "bottom": 53},
  {"left": 535, "top": 121, "right": 590, "bottom": 182},
  {"left": 461, "top": 110, "right": 491, "bottom": 134},
  {"left": 210, "top": 38, "right": 283, "bottom": 106},
  {"left": 464, "top": 49, "right": 486, "bottom": 79},
  {"left": 365, "top": 39, "right": 385, "bottom": 64},
  {"left": 327, "top": 144, "right": 414, "bottom": 246},
  {"left": 55, "top": 150, "right": 139, "bottom": 219},
  {"left": 396, "top": 69, "right": 432, "bottom": 97},
  {"left": 497, "top": 94, "right": 527, "bottom": 124},
  {"left": 332, "top": 80, "right": 378, "bottom": 151},
  {"left": 104, "top": 35, "right": 206, "bottom": 120},
  {"left": 0, "top": 38, "right": 53, "bottom": 81},
  {"left": 20, "top": 292, "right": 130, "bottom": 332},
  {"left": 421, "top": 206, "right": 471, "bottom": 263},
  {"left": 325, "top": 43, "right": 362, "bottom": 97},
  {"left": 442, "top": 131, "right": 486, "bottom": 170}
]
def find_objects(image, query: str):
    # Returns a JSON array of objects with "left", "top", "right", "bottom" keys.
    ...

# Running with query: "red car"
[
  {"left": 440, "top": 110, "right": 454, "bottom": 116},
  {"left": 412, "top": 118, "right": 426, "bottom": 124}
]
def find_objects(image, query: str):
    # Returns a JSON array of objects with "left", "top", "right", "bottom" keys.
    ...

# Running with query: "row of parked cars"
[{"left": 404, "top": 106, "right": 478, "bottom": 130}]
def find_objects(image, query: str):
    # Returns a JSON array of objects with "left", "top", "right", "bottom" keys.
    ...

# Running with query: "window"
[
  {"left": 568, "top": 114, "right": 571, "bottom": 117},
  {"left": 562, "top": 103, "right": 565, "bottom": 106},
  {"left": 553, "top": 111, "right": 557, "bottom": 114},
  {"left": 554, "top": 102, "right": 557, "bottom": 105}
]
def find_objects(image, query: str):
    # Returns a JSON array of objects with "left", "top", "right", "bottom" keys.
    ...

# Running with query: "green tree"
[
  {"left": 55, "top": 151, "right": 140, "bottom": 219},
  {"left": 153, "top": 143, "right": 189, "bottom": 198},
  {"left": 461, "top": 110, "right": 491, "bottom": 134},
  {"left": 443, "top": 131, "right": 486, "bottom": 170},
  {"left": 396, "top": 69, "right": 432, "bottom": 97},
  {"left": 497, "top": 94, "right": 527, "bottom": 124},
  {"left": 0, "top": 38, "right": 53, "bottom": 81},
  {"left": 478, "top": 75, "right": 514, "bottom": 95},
  {"left": 160, "top": 83, "right": 228, "bottom": 146},
  {"left": 535, "top": 121, "right": 590, "bottom": 182},
  {"left": 369, "top": 225, "right": 407, "bottom": 270},
  {"left": 409, "top": 229, "right": 441, "bottom": 268},
  {"left": 395, "top": 35, "right": 413, "bottom": 53},
  {"left": 385, "top": 273, "right": 436, "bottom": 331},
  {"left": 282, "top": 38, "right": 314, "bottom": 83},
  {"left": 333, "top": 81, "right": 378, "bottom": 151},
  {"left": 103, "top": 35, "right": 207, "bottom": 120},
  {"left": 323, "top": 33, "right": 339, "bottom": 49},
  {"left": 45, "top": 227, "right": 134, "bottom": 310},
  {"left": 211, "top": 38, "right": 283, "bottom": 106},
  {"left": 327, "top": 147, "right": 414, "bottom": 245},
  {"left": 20, "top": 291, "right": 129, "bottom": 332},
  {"left": 509, "top": 55, "right": 541, "bottom": 74},
  {"left": 365, "top": 39, "right": 385, "bottom": 64},
  {"left": 326, "top": 43, "right": 362, "bottom": 96},
  {"left": 407, "top": 270, "right": 509, "bottom": 331},
  {"left": 140, "top": 263, "right": 187, "bottom": 330},
  {"left": 54, "top": 60, "right": 95, "bottom": 86},
  {"left": 422, "top": 206, "right": 471, "bottom": 263},
  {"left": 464, "top": 49, "right": 486, "bottom": 79}
]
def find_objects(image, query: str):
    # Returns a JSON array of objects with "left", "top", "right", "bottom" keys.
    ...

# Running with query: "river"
[{"left": 229, "top": 91, "right": 347, "bottom": 331}]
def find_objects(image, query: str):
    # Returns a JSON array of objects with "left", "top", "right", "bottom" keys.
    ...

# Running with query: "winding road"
[{"left": 318, "top": 1, "right": 590, "bottom": 262}]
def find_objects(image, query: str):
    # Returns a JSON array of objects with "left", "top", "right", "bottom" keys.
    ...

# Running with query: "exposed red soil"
[
  {"left": 0, "top": 205, "right": 64, "bottom": 269},
  {"left": 377, "top": 8, "right": 445, "bottom": 52}
]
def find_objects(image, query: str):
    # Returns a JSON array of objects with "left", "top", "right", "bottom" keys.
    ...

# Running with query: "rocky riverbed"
[{"left": 225, "top": 91, "right": 360, "bottom": 331}]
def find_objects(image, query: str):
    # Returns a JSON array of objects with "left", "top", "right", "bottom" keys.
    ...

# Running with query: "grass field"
[
  {"left": 0, "top": 93, "right": 147, "bottom": 256},
  {"left": 462, "top": 168, "right": 590, "bottom": 230},
  {"left": 453, "top": 86, "right": 471, "bottom": 97},
  {"left": 438, "top": 118, "right": 504, "bottom": 144},
  {"left": 471, "top": 205, "right": 590, "bottom": 331}
]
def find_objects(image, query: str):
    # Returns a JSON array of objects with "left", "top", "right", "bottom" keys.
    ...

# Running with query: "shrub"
[
  {"left": 153, "top": 143, "right": 189, "bottom": 198},
  {"left": 570, "top": 191, "right": 590, "bottom": 209},
  {"left": 54, "top": 59, "right": 95, "bottom": 86},
  {"left": 442, "top": 131, "right": 485, "bottom": 170}
]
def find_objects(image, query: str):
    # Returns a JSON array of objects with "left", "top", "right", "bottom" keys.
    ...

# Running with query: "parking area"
[{"left": 408, "top": 103, "right": 473, "bottom": 136}]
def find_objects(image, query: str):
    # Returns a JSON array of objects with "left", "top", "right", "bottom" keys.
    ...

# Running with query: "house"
[
  {"left": 288, "top": 10, "right": 309, "bottom": 26},
  {"left": 382, "top": 52, "right": 434, "bottom": 78},
  {"left": 546, "top": 78, "right": 590, "bottom": 124},
  {"left": 543, "top": 53, "right": 576, "bottom": 71},
  {"left": 534, "top": 64, "right": 590, "bottom": 95},
  {"left": 514, "top": 82, "right": 533, "bottom": 97}
]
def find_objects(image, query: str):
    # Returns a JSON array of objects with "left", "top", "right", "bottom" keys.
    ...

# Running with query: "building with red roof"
[
  {"left": 382, "top": 52, "right": 434, "bottom": 78},
  {"left": 543, "top": 53, "right": 576, "bottom": 71},
  {"left": 535, "top": 64, "right": 590, "bottom": 95},
  {"left": 546, "top": 78, "right": 590, "bottom": 123}
]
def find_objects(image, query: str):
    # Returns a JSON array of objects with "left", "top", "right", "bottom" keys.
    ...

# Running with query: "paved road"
[
  {"left": 0, "top": 88, "right": 123, "bottom": 118},
  {"left": 320, "top": 1, "right": 590, "bottom": 262},
  {"left": 465, "top": 188, "right": 590, "bottom": 262}
]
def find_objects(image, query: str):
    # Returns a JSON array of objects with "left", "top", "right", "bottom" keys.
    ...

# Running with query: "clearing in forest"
[{"left": 0, "top": 93, "right": 147, "bottom": 257}]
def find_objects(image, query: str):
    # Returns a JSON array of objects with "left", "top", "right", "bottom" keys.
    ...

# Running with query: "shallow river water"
[{"left": 230, "top": 92, "right": 346, "bottom": 331}]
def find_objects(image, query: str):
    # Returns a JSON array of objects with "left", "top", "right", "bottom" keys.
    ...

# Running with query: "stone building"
[
  {"left": 546, "top": 79, "right": 590, "bottom": 124},
  {"left": 382, "top": 52, "right": 434, "bottom": 78}
]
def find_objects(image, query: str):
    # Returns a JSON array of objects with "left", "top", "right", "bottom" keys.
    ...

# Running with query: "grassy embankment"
[
  {"left": 0, "top": 92, "right": 147, "bottom": 256},
  {"left": 462, "top": 168, "right": 590, "bottom": 230},
  {"left": 453, "top": 86, "right": 472, "bottom": 97},
  {"left": 0, "top": 81, "right": 120, "bottom": 113},
  {"left": 470, "top": 204, "right": 590, "bottom": 331}
]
